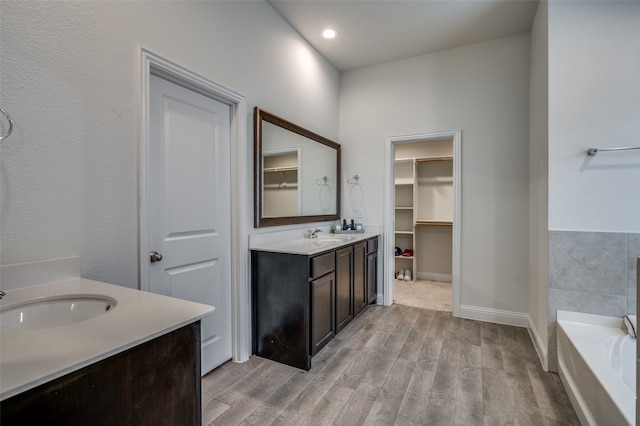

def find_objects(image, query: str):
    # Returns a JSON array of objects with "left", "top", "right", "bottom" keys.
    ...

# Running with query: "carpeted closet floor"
[{"left": 394, "top": 279, "right": 452, "bottom": 312}]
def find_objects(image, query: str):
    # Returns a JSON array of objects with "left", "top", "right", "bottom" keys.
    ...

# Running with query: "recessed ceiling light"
[{"left": 322, "top": 29, "right": 337, "bottom": 39}]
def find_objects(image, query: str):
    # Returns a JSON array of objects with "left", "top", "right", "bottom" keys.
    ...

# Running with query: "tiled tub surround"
[{"left": 548, "top": 231, "right": 640, "bottom": 372}]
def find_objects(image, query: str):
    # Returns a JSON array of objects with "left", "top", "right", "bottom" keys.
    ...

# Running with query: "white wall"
[
  {"left": 340, "top": 33, "right": 531, "bottom": 314},
  {"left": 0, "top": 1, "right": 340, "bottom": 288},
  {"left": 548, "top": 0, "right": 640, "bottom": 232},
  {"left": 528, "top": 0, "right": 549, "bottom": 368}
]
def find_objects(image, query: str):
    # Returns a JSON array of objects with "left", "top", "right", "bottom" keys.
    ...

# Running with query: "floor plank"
[
  {"left": 394, "top": 358, "right": 438, "bottom": 424},
  {"left": 202, "top": 304, "right": 580, "bottom": 425},
  {"left": 366, "top": 357, "right": 415, "bottom": 424},
  {"left": 241, "top": 371, "right": 315, "bottom": 426},
  {"left": 211, "top": 361, "right": 297, "bottom": 425}
]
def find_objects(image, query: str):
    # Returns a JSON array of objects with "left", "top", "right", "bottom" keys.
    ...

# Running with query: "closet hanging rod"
[
  {"left": 0, "top": 108, "right": 13, "bottom": 141},
  {"left": 587, "top": 146, "right": 640, "bottom": 156}
]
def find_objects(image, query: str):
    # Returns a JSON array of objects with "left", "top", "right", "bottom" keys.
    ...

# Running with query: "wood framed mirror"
[{"left": 254, "top": 107, "right": 341, "bottom": 227}]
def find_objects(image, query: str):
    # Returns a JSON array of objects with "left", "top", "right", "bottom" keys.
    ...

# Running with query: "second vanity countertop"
[
  {"left": 0, "top": 278, "right": 214, "bottom": 401},
  {"left": 250, "top": 232, "right": 378, "bottom": 256}
]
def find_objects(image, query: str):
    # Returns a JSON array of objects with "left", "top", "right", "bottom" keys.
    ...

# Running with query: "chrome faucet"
[{"left": 306, "top": 228, "right": 323, "bottom": 239}]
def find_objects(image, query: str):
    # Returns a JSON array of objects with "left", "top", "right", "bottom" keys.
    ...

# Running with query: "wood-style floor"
[{"left": 201, "top": 304, "right": 579, "bottom": 425}]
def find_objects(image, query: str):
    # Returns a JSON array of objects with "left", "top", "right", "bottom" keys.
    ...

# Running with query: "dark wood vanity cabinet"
[
  {"left": 1, "top": 322, "right": 201, "bottom": 426},
  {"left": 311, "top": 271, "right": 335, "bottom": 355},
  {"left": 353, "top": 242, "right": 368, "bottom": 318},
  {"left": 252, "top": 235, "right": 378, "bottom": 370},
  {"left": 367, "top": 236, "right": 379, "bottom": 304},
  {"left": 340, "top": 238, "right": 378, "bottom": 331},
  {"left": 251, "top": 250, "right": 316, "bottom": 370},
  {"left": 310, "top": 251, "right": 336, "bottom": 355},
  {"left": 335, "top": 245, "right": 355, "bottom": 333}
]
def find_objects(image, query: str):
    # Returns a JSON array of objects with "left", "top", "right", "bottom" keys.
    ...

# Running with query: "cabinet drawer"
[
  {"left": 367, "top": 237, "right": 378, "bottom": 254},
  {"left": 310, "top": 252, "right": 335, "bottom": 279}
]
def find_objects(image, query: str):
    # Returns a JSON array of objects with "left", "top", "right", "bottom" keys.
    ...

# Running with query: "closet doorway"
[{"left": 383, "top": 131, "right": 461, "bottom": 316}]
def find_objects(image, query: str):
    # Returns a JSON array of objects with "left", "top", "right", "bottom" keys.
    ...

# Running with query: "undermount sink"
[{"left": 0, "top": 295, "right": 116, "bottom": 331}]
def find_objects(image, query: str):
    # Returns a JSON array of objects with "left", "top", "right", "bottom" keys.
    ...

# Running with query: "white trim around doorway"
[
  {"left": 383, "top": 130, "right": 461, "bottom": 317},
  {"left": 139, "top": 48, "right": 250, "bottom": 363}
]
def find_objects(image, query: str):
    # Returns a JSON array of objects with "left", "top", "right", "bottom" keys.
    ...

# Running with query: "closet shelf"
[
  {"left": 416, "top": 156, "right": 453, "bottom": 163},
  {"left": 264, "top": 166, "right": 297, "bottom": 173},
  {"left": 415, "top": 220, "right": 452, "bottom": 227},
  {"left": 264, "top": 183, "right": 298, "bottom": 189},
  {"left": 394, "top": 143, "right": 454, "bottom": 286}
]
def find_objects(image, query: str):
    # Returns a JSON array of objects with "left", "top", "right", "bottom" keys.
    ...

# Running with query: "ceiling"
[{"left": 268, "top": 0, "right": 539, "bottom": 72}]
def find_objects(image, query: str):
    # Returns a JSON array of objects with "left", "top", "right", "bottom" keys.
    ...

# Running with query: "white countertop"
[
  {"left": 250, "top": 232, "right": 377, "bottom": 255},
  {"left": 0, "top": 278, "right": 214, "bottom": 400}
]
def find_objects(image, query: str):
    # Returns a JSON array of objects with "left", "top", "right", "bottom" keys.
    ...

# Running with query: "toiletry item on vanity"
[
  {"left": 342, "top": 219, "right": 355, "bottom": 230},
  {"left": 335, "top": 219, "right": 362, "bottom": 233}
]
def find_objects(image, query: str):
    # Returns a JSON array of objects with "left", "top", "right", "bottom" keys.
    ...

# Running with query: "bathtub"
[{"left": 557, "top": 310, "right": 636, "bottom": 426}]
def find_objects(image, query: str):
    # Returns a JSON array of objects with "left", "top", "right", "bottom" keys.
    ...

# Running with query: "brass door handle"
[{"left": 150, "top": 251, "right": 163, "bottom": 263}]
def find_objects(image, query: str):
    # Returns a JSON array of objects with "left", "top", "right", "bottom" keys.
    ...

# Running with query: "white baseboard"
[
  {"left": 459, "top": 304, "right": 528, "bottom": 328},
  {"left": 527, "top": 316, "right": 548, "bottom": 371},
  {"left": 416, "top": 272, "right": 452, "bottom": 282}
]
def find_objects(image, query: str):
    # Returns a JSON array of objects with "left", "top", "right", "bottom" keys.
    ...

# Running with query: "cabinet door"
[
  {"left": 367, "top": 249, "right": 378, "bottom": 304},
  {"left": 335, "top": 246, "right": 354, "bottom": 333},
  {"left": 353, "top": 242, "right": 367, "bottom": 317},
  {"left": 252, "top": 250, "right": 311, "bottom": 371},
  {"left": 311, "top": 273, "right": 335, "bottom": 355}
]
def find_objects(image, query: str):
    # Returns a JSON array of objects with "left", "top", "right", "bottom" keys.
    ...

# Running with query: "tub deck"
[{"left": 557, "top": 310, "right": 635, "bottom": 426}]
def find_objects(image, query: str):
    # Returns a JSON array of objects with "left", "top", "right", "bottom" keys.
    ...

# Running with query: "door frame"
[
  {"left": 383, "top": 130, "right": 462, "bottom": 317},
  {"left": 139, "top": 48, "right": 250, "bottom": 363}
]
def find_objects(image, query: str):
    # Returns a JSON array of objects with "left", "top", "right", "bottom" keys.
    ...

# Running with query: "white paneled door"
[{"left": 148, "top": 74, "right": 232, "bottom": 374}]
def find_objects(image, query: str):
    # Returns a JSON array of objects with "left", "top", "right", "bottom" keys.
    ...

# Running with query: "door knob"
[{"left": 150, "top": 251, "right": 163, "bottom": 263}]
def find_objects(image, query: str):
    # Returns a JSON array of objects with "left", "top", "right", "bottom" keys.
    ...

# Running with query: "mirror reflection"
[
  {"left": 254, "top": 108, "right": 340, "bottom": 227},
  {"left": 262, "top": 148, "right": 300, "bottom": 217}
]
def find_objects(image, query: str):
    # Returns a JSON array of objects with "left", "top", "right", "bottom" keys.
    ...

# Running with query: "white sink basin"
[{"left": 0, "top": 295, "right": 116, "bottom": 331}]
